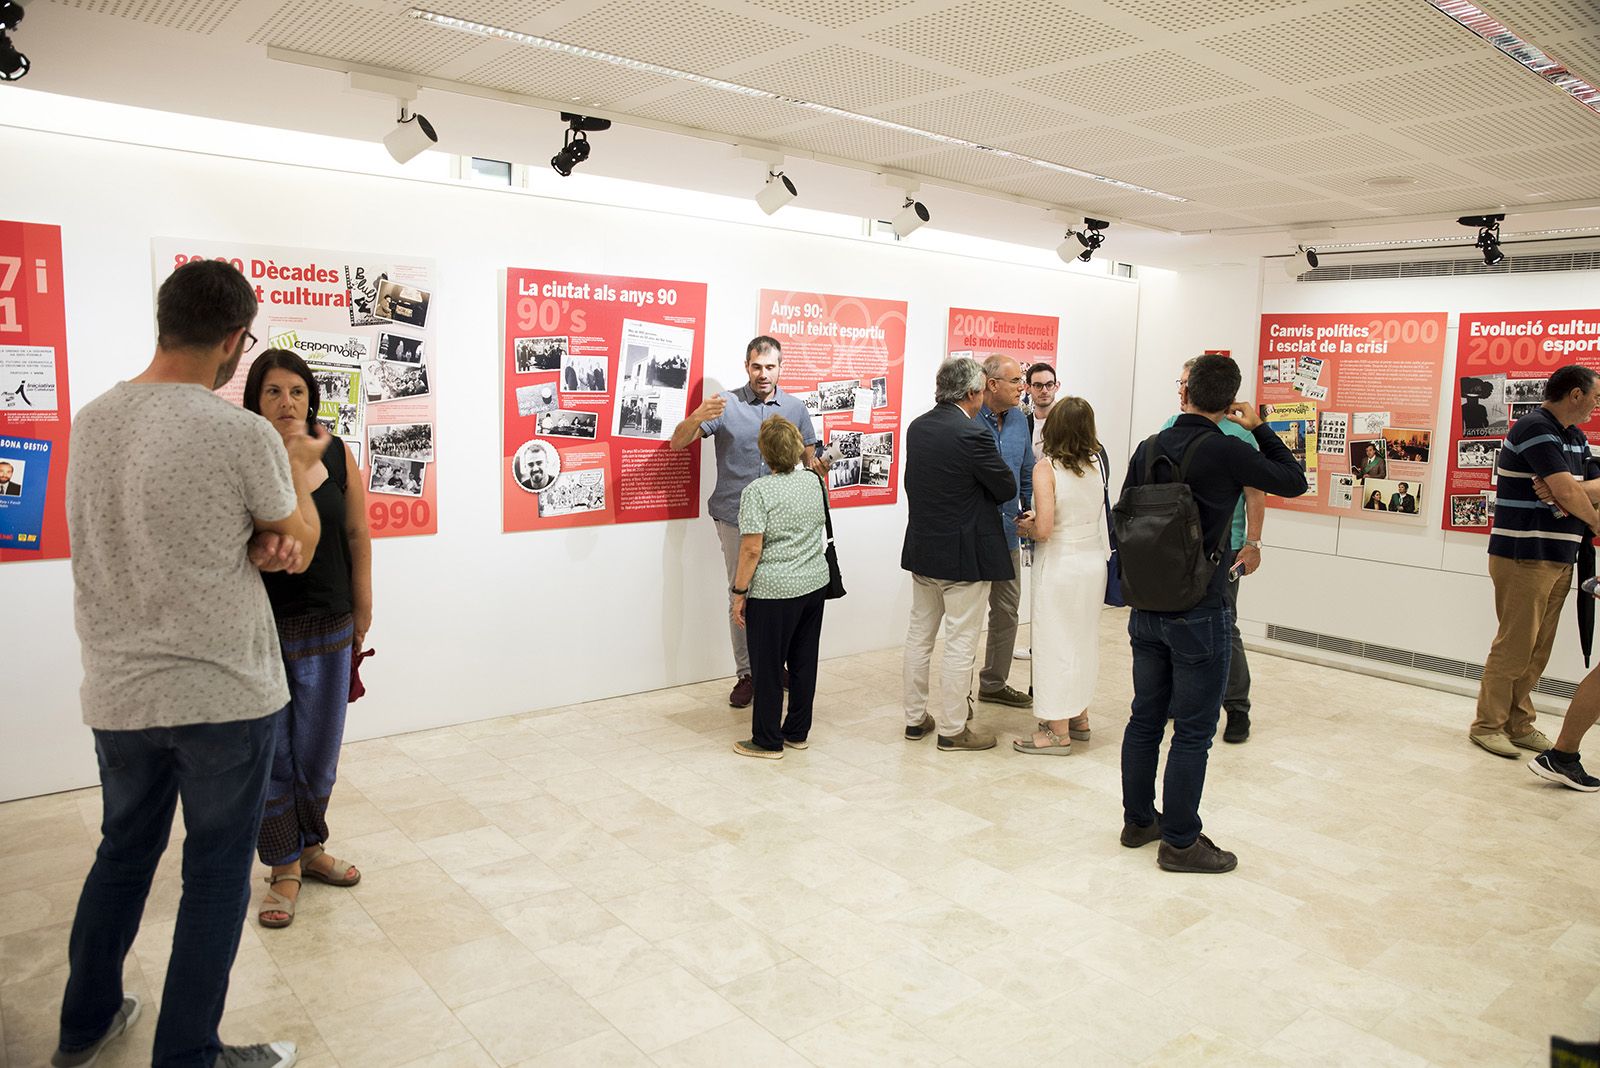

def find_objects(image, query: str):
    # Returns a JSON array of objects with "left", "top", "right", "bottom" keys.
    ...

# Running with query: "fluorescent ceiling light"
[
  {"left": 1317, "top": 225, "right": 1600, "bottom": 251},
  {"left": 1428, "top": 0, "right": 1600, "bottom": 115},
  {"left": 407, "top": 8, "right": 1187, "bottom": 203}
]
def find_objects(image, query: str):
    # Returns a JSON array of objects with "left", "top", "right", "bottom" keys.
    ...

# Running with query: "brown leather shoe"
[
  {"left": 729, "top": 675, "right": 753, "bottom": 708},
  {"left": 937, "top": 727, "right": 997, "bottom": 751}
]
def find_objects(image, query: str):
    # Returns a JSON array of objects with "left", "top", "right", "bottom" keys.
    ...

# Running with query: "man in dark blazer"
[
  {"left": 0, "top": 461, "right": 19, "bottom": 495},
  {"left": 901, "top": 357, "right": 1018, "bottom": 751}
]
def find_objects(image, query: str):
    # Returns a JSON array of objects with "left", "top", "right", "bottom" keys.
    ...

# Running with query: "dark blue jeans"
[
  {"left": 1121, "top": 604, "right": 1233, "bottom": 848},
  {"left": 58, "top": 711, "right": 279, "bottom": 1068}
]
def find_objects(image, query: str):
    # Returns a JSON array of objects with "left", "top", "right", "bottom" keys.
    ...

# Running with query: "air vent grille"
[
  {"left": 1305, "top": 250, "right": 1600, "bottom": 281},
  {"left": 1265, "top": 624, "right": 1577, "bottom": 699}
]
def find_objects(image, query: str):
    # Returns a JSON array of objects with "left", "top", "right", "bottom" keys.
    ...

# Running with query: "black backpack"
[{"left": 1111, "top": 432, "right": 1219, "bottom": 612}]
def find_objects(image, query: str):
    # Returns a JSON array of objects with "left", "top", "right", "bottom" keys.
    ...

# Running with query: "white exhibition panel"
[
  {"left": 0, "top": 124, "right": 1140, "bottom": 801},
  {"left": 1242, "top": 269, "right": 1600, "bottom": 687}
]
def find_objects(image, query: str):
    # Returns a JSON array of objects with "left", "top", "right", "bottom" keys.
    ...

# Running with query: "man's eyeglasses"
[
  {"left": 1030, "top": 380, "right": 1059, "bottom": 390},
  {"left": 243, "top": 330, "right": 259, "bottom": 354}
]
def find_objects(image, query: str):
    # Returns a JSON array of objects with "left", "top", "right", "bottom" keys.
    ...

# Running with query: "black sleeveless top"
[{"left": 263, "top": 435, "right": 353, "bottom": 618}]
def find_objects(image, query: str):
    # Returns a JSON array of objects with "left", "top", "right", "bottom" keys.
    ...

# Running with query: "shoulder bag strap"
[{"left": 814, "top": 470, "right": 835, "bottom": 545}]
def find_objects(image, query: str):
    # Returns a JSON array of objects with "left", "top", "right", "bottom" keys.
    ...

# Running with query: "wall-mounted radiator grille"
[{"left": 1305, "top": 250, "right": 1600, "bottom": 281}]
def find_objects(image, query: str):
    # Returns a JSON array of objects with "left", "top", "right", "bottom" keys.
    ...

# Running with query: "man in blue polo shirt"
[
  {"left": 975, "top": 355, "right": 1034, "bottom": 710},
  {"left": 1471, "top": 365, "right": 1600, "bottom": 759},
  {"left": 670, "top": 335, "right": 820, "bottom": 708}
]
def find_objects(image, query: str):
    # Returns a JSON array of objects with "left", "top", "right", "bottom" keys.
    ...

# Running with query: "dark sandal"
[
  {"left": 258, "top": 874, "right": 302, "bottom": 928},
  {"left": 301, "top": 844, "right": 361, "bottom": 887}
]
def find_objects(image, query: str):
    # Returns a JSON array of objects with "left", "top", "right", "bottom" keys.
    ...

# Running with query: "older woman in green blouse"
[{"left": 730, "top": 416, "right": 831, "bottom": 758}]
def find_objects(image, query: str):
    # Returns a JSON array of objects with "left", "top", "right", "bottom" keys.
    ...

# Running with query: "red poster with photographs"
[
  {"left": 503, "top": 269, "right": 706, "bottom": 531},
  {"left": 757, "top": 289, "right": 907, "bottom": 508},
  {"left": 945, "top": 307, "right": 1060, "bottom": 367},
  {"left": 1444, "top": 309, "right": 1600, "bottom": 533},
  {"left": 1256, "top": 312, "right": 1447, "bottom": 520},
  {"left": 0, "top": 220, "right": 71, "bottom": 562}
]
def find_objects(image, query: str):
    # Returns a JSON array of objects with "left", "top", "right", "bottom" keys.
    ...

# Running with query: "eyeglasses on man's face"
[
  {"left": 243, "top": 330, "right": 259, "bottom": 353},
  {"left": 1030, "top": 380, "right": 1058, "bottom": 391}
]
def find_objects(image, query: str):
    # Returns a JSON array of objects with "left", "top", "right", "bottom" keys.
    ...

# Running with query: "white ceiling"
[{"left": 10, "top": 0, "right": 1600, "bottom": 267}]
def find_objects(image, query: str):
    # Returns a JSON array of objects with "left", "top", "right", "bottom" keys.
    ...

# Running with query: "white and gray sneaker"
[
  {"left": 1529, "top": 751, "right": 1600, "bottom": 792},
  {"left": 216, "top": 1042, "right": 298, "bottom": 1067},
  {"left": 50, "top": 994, "right": 142, "bottom": 1067}
]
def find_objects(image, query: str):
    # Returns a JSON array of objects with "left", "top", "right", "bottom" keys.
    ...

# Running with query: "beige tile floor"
[{"left": 3, "top": 614, "right": 1599, "bottom": 1067}]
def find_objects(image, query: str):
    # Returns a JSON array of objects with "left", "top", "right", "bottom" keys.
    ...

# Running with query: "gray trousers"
[
  {"left": 716, "top": 520, "right": 752, "bottom": 678},
  {"left": 978, "top": 549, "right": 1023, "bottom": 692},
  {"left": 1222, "top": 573, "right": 1252, "bottom": 716}
]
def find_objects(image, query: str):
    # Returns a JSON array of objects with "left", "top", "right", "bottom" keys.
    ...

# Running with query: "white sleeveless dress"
[{"left": 1031, "top": 456, "right": 1112, "bottom": 716}]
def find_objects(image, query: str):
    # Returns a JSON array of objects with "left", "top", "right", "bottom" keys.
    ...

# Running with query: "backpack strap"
[
  {"left": 1140, "top": 433, "right": 1175, "bottom": 483},
  {"left": 1175, "top": 430, "right": 1215, "bottom": 483}
]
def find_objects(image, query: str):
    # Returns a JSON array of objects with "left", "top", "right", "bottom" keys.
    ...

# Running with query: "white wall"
[
  {"left": 1136, "top": 261, "right": 1600, "bottom": 701},
  {"left": 0, "top": 124, "right": 1141, "bottom": 801}
]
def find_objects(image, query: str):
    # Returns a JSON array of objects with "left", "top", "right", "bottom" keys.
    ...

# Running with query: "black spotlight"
[
  {"left": 1060, "top": 218, "right": 1109, "bottom": 263},
  {"left": 1460, "top": 213, "right": 1507, "bottom": 267},
  {"left": 0, "top": 0, "right": 27, "bottom": 82},
  {"left": 550, "top": 112, "right": 611, "bottom": 177}
]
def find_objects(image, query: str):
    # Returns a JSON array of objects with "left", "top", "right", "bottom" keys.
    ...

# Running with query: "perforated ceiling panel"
[
  {"left": 1490, "top": 0, "right": 1600, "bottom": 38},
  {"left": 547, "top": 0, "right": 804, "bottom": 72},
  {"left": 1121, "top": 155, "right": 1261, "bottom": 190},
  {"left": 1017, "top": 50, "right": 1255, "bottom": 117},
  {"left": 1546, "top": 34, "right": 1600, "bottom": 79},
  {"left": 987, "top": 169, "right": 1153, "bottom": 209},
  {"left": 1180, "top": 178, "right": 1325, "bottom": 208},
  {"left": 1360, "top": 186, "right": 1504, "bottom": 214},
  {"left": 742, "top": 0, "right": 920, "bottom": 29},
  {"left": 1463, "top": 139, "right": 1600, "bottom": 183},
  {"left": 51, "top": 0, "right": 243, "bottom": 34},
  {"left": 1316, "top": 56, "right": 1561, "bottom": 123},
  {"left": 249, "top": 0, "right": 484, "bottom": 73},
  {"left": 459, "top": 48, "right": 674, "bottom": 107},
  {"left": 1393, "top": 104, "right": 1600, "bottom": 155},
  {"left": 1096, "top": 0, "right": 1316, "bottom": 35},
  {"left": 414, "top": 0, "right": 565, "bottom": 28},
  {"left": 625, "top": 86, "right": 815, "bottom": 140},
  {"left": 738, "top": 47, "right": 959, "bottom": 109},
  {"left": 865, "top": 2, "right": 1138, "bottom": 76},
  {"left": 1228, "top": 134, "right": 1418, "bottom": 173},
  {"left": 1127, "top": 207, "right": 1263, "bottom": 231},
  {"left": 1245, "top": 202, "right": 1360, "bottom": 225},
  {"left": 1301, "top": 163, "right": 1471, "bottom": 197},
  {"left": 871, "top": 90, "right": 1082, "bottom": 142},
  {"left": 1200, "top": 1, "right": 1486, "bottom": 83},
  {"left": 1128, "top": 98, "right": 1340, "bottom": 146},
  {"left": 878, "top": 146, "right": 1038, "bottom": 186},
  {"left": 777, "top": 118, "right": 944, "bottom": 164},
  {"left": 995, "top": 125, "right": 1174, "bottom": 164}
]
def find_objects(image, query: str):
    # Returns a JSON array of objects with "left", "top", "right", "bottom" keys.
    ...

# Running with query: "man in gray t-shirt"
[
  {"left": 52, "top": 261, "right": 323, "bottom": 1068},
  {"left": 669, "top": 335, "right": 820, "bottom": 708}
]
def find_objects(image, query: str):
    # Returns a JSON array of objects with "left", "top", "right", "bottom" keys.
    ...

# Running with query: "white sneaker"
[{"left": 1014, "top": 647, "right": 1031, "bottom": 660}]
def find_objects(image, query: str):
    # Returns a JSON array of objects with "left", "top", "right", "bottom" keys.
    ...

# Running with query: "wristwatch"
[
  {"left": 1243, "top": 540, "right": 1261, "bottom": 549},
  {"left": 731, "top": 585, "right": 749, "bottom": 595}
]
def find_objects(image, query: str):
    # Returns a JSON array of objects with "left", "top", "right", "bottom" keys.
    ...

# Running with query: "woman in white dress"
[{"left": 1014, "top": 396, "right": 1111, "bottom": 755}]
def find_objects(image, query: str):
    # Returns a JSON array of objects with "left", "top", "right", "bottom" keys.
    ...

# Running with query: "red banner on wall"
[
  {"left": 758, "top": 289, "right": 907, "bottom": 508},
  {"left": 1443, "top": 308, "right": 1600, "bottom": 533},
  {"left": 0, "top": 221, "right": 72, "bottom": 563},
  {"left": 503, "top": 269, "right": 707, "bottom": 531},
  {"left": 1256, "top": 312, "right": 1447, "bottom": 520},
  {"left": 944, "top": 307, "right": 1059, "bottom": 368}
]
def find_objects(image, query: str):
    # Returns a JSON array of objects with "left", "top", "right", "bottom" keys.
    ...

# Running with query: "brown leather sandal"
[
  {"left": 301, "top": 844, "right": 361, "bottom": 887},
  {"left": 258, "top": 873, "right": 301, "bottom": 929}
]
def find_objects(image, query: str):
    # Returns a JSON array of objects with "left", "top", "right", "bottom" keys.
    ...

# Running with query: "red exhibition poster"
[
  {"left": 945, "top": 307, "right": 1060, "bottom": 367},
  {"left": 0, "top": 220, "right": 71, "bottom": 562},
  {"left": 503, "top": 269, "right": 707, "bottom": 531},
  {"left": 1443, "top": 309, "right": 1600, "bottom": 533},
  {"left": 1256, "top": 312, "right": 1447, "bottom": 520},
  {"left": 758, "top": 289, "right": 907, "bottom": 508}
]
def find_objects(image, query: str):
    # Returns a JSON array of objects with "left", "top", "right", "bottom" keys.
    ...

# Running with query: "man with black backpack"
[{"left": 1114, "top": 354, "right": 1307, "bottom": 873}]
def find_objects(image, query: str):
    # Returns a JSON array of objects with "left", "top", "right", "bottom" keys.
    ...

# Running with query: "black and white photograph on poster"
[
  {"left": 1451, "top": 494, "right": 1490, "bottom": 527},
  {"left": 615, "top": 391, "right": 664, "bottom": 439},
  {"left": 1262, "top": 360, "right": 1280, "bottom": 384},
  {"left": 343, "top": 264, "right": 388, "bottom": 327},
  {"left": 367, "top": 421, "right": 433, "bottom": 462},
  {"left": 314, "top": 404, "right": 361, "bottom": 438},
  {"left": 1459, "top": 373, "right": 1508, "bottom": 437},
  {"left": 818, "top": 378, "right": 859, "bottom": 413},
  {"left": 1382, "top": 428, "right": 1431, "bottom": 464},
  {"left": 828, "top": 430, "right": 862, "bottom": 458},
  {"left": 1510, "top": 401, "right": 1541, "bottom": 423},
  {"left": 373, "top": 279, "right": 431, "bottom": 328},
  {"left": 309, "top": 365, "right": 358, "bottom": 408},
  {"left": 371, "top": 362, "right": 430, "bottom": 402},
  {"left": 1329, "top": 473, "right": 1356, "bottom": 509},
  {"left": 619, "top": 319, "right": 692, "bottom": 391},
  {"left": 1276, "top": 357, "right": 1295, "bottom": 382},
  {"left": 1357, "top": 477, "right": 1421, "bottom": 515},
  {"left": 369, "top": 455, "right": 425, "bottom": 497},
  {"left": 561, "top": 353, "right": 608, "bottom": 394},
  {"left": 516, "top": 382, "right": 560, "bottom": 417},
  {"left": 511, "top": 439, "right": 560, "bottom": 494},
  {"left": 870, "top": 376, "right": 889, "bottom": 409},
  {"left": 829, "top": 456, "right": 861, "bottom": 489},
  {"left": 376, "top": 332, "right": 424, "bottom": 365},
  {"left": 795, "top": 391, "right": 821, "bottom": 418},
  {"left": 514, "top": 336, "right": 566, "bottom": 374},
  {"left": 1505, "top": 377, "right": 1547, "bottom": 403},
  {"left": 537, "top": 410, "right": 598, "bottom": 439},
  {"left": 1349, "top": 439, "right": 1387, "bottom": 480},
  {"left": 861, "top": 450, "right": 892, "bottom": 488},
  {"left": 1457, "top": 439, "right": 1499, "bottom": 469},
  {"left": 1318, "top": 411, "right": 1348, "bottom": 456},
  {"left": 537, "top": 469, "right": 606, "bottom": 517},
  {"left": 863, "top": 430, "right": 894, "bottom": 457}
]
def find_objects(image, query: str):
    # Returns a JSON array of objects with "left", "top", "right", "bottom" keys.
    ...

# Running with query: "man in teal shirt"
[{"left": 1163, "top": 357, "right": 1266, "bottom": 743}]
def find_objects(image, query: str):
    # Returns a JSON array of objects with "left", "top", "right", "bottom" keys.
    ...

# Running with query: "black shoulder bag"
[{"left": 814, "top": 471, "right": 847, "bottom": 599}]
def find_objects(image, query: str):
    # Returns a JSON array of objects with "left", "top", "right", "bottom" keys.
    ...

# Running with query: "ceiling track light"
[
  {"left": 755, "top": 170, "right": 797, "bottom": 215},
  {"left": 383, "top": 103, "right": 438, "bottom": 164},
  {"left": 1058, "top": 218, "right": 1108, "bottom": 263},
  {"left": 551, "top": 111, "right": 610, "bottom": 177},
  {"left": 0, "top": 0, "right": 28, "bottom": 81},
  {"left": 1460, "top": 213, "right": 1508, "bottom": 266},
  {"left": 890, "top": 196, "right": 929, "bottom": 239},
  {"left": 1286, "top": 243, "right": 1320, "bottom": 279}
]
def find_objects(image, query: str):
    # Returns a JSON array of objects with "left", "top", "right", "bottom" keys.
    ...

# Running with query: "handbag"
[
  {"left": 1097, "top": 448, "right": 1126, "bottom": 608},
  {"left": 814, "top": 471, "right": 847, "bottom": 600},
  {"left": 349, "top": 646, "right": 375, "bottom": 702}
]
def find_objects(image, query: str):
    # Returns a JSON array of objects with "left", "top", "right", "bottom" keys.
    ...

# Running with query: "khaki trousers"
[
  {"left": 904, "top": 575, "right": 990, "bottom": 737},
  {"left": 1472, "top": 555, "right": 1572, "bottom": 738}
]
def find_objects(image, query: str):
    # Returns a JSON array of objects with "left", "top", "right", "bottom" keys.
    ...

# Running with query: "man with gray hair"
[
  {"left": 975, "top": 354, "right": 1034, "bottom": 709},
  {"left": 900, "top": 357, "right": 1017, "bottom": 751}
]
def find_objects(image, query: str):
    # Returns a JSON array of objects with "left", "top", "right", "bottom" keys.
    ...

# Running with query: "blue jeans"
[
  {"left": 1121, "top": 604, "right": 1233, "bottom": 848},
  {"left": 58, "top": 712, "right": 279, "bottom": 1067}
]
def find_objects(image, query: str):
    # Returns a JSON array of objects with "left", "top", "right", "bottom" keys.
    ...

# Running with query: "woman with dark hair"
[
  {"left": 1014, "top": 397, "right": 1111, "bottom": 754},
  {"left": 242, "top": 350, "right": 373, "bottom": 927},
  {"left": 1364, "top": 489, "right": 1387, "bottom": 511}
]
